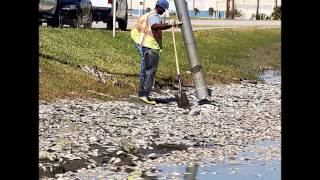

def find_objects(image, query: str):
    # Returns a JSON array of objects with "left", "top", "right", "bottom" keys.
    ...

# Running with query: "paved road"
[
  {"left": 42, "top": 19, "right": 280, "bottom": 31},
  {"left": 92, "top": 19, "right": 281, "bottom": 31}
]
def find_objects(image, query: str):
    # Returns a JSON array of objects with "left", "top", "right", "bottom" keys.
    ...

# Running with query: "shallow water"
[
  {"left": 153, "top": 140, "right": 281, "bottom": 180},
  {"left": 259, "top": 70, "right": 281, "bottom": 85}
]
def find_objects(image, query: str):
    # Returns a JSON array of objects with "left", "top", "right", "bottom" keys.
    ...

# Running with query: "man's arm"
[
  {"left": 152, "top": 19, "right": 183, "bottom": 30},
  {"left": 151, "top": 23, "right": 173, "bottom": 30}
]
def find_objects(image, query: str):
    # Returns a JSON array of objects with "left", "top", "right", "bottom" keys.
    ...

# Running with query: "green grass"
[
  {"left": 40, "top": 57, "right": 137, "bottom": 101},
  {"left": 39, "top": 27, "right": 280, "bottom": 101}
]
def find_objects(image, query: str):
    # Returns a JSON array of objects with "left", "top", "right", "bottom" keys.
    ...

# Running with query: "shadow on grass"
[{"left": 40, "top": 53, "right": 139, "bottom": 77}]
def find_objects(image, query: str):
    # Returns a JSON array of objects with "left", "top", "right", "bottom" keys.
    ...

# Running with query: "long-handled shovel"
[{"left": 171, "top": 26, "right": 191, "bottom": 109}]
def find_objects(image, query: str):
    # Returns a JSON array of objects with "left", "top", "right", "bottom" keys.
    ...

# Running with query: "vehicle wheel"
[
  {"left": 84, "top": 12, "right": 93, "bottom": 29},
  {"left": 58, "top": 10, "right": 64, "bottom": 28},
  {"left": 106, "top": 19, "right": 113, "bottom": 30},
  {"left": 118, "top": 13, "right": 128, "bottom": 31},
  {"left": 47, "top": 14, "right": 60, "bottom": 27},
  {"left": 71, "top": 12, "right": 81, "bottom": 28}
]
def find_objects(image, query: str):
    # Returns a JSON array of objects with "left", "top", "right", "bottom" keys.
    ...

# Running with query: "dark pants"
[{"left": 134, "top": 43, "right": 160, "bottom": 97}]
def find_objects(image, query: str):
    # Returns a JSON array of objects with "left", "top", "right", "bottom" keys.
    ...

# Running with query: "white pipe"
[
  {"left": 113, "top": 0, "right": 116, "bottom": 38},
  {"left": 139, "top": 5, "right": 141, "bottom": 15}
]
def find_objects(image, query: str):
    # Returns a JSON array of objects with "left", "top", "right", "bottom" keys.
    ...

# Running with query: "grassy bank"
[{"left": 39, "top": 27, "right": 280, "bottom": 101}]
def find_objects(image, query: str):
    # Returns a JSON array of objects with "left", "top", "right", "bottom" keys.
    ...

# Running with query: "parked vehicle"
[
  {"left": 39, "top": 0, "right": 93, "bottom": 28},
  {"left": 91, "top": 0, "right": 128, "bottom": 30}
]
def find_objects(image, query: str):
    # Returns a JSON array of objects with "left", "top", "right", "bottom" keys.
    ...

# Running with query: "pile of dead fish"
[{"left": 39, "top": 82, "right": 281, "bottom": 179}]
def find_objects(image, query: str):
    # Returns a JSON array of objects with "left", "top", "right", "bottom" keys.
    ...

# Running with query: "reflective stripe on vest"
[{"left": 131, "top": 10, "right": 162, "bottom": 50}]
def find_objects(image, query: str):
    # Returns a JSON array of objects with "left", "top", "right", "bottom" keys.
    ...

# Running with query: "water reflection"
[
  {"left": 155, "top": 140, "right": 280, "bottom": 180},
  {"left": 259, "top": 69, "right": 281, "bottom": 85},
  {"left": 157, "top": 160, "right": 280, "bottom": 180},
  {"left": 184, "top": 165, "right": 199, "bottom": 180}
]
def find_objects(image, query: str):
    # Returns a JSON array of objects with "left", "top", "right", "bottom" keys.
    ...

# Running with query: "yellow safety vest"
[{"left": 131, "top": 10, "right": 162, "bottom": 50}]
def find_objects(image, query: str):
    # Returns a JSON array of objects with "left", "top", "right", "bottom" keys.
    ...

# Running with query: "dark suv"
[{"left": 39, "top": 0, "right": 93, "bottom": 28}]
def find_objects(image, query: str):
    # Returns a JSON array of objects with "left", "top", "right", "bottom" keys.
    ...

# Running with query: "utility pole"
[
  {"left": 174, "top": 0, "right": 209, "bottom": 101},
  {"left": 143, "top": 0, "right": 145, "bottom": 14},
  {"left": 256, "top": 0, "right": 260, "bottom": 20},
  {"left": 231, "top": 0, "right": 235, "bottom": 19},
  {"left": 138, "top": 3, "right": 141, "bottom": 16},
  {"left": 215, "top": 1, "right": 218, "bottom": 18},
  {"left": 139, "top": 0, "right": 142, "bottom": 16},
  {"left": 193, "top": 0, "right": 196, "bottom": 16}
]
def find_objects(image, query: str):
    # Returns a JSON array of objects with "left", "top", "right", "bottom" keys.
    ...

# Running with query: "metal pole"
[
  {"left": 143, "top": 0, "right": 145, "bottom": 14},
  {"left": 113, "top": 0, "right": 116, "bottom": 37},
  {"left": 215, "top": 1, "right": 218, "bottom": 19},
  {"left": 139, "top": 1, "right": 141, "bottom": 16},
  {"left": 193, "top": 0, "right": 195, "bottom": 16},
  {"left": 174, "top": 0, "right": 209, "bottom": 100}
]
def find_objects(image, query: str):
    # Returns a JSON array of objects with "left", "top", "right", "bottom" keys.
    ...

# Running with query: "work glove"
[{"left": 169, "top": 19, "right": 183, "bottom": 28}]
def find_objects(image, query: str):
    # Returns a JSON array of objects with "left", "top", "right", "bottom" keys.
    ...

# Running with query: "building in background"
[
  {"left": 128, "top": 0, "right": 170, "bottom": 16},
  {"left": 220, "top": 0, "right": 281, "bottom": 20},
  {"left": 128, "top": 0, "right": 281, "bottom": 19}
]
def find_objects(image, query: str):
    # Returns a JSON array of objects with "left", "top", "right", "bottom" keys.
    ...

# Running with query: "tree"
[
  {"left": 250, "top": 14, "right": 256, "bottom": 20},
  {"left": 275, "top": 0, "right": 278, "bottom": 7},
  {"left": 228, "top": 9, "right": 242, "bottom": 18},
  {"left": 226, "top": 0, "right": 230, "bottom": 19},
  {"left": 256, "top": 0, "right": 260, "bottom": 20},
  {"left": 194, "top": 8, "right": 200, "bottom": 16},
  {"left": 231, "top": 0, "right": 235, "bottom": 19},
  {"left": 271, "top": 6, "right": 281, "bottom": 20},
  {"left": 208, "top": 7, "right": 214, "bottom": 16},
  {"left": 146, "top": 7, "right": 151, "bottom": 13},
  {"left": 259, "top": 13, "right": 267, "bottom": 20}
]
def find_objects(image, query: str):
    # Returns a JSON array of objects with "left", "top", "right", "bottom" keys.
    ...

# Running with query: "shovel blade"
[{"left": 175, "top": 92, "right": 191, "bottom": 109}]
